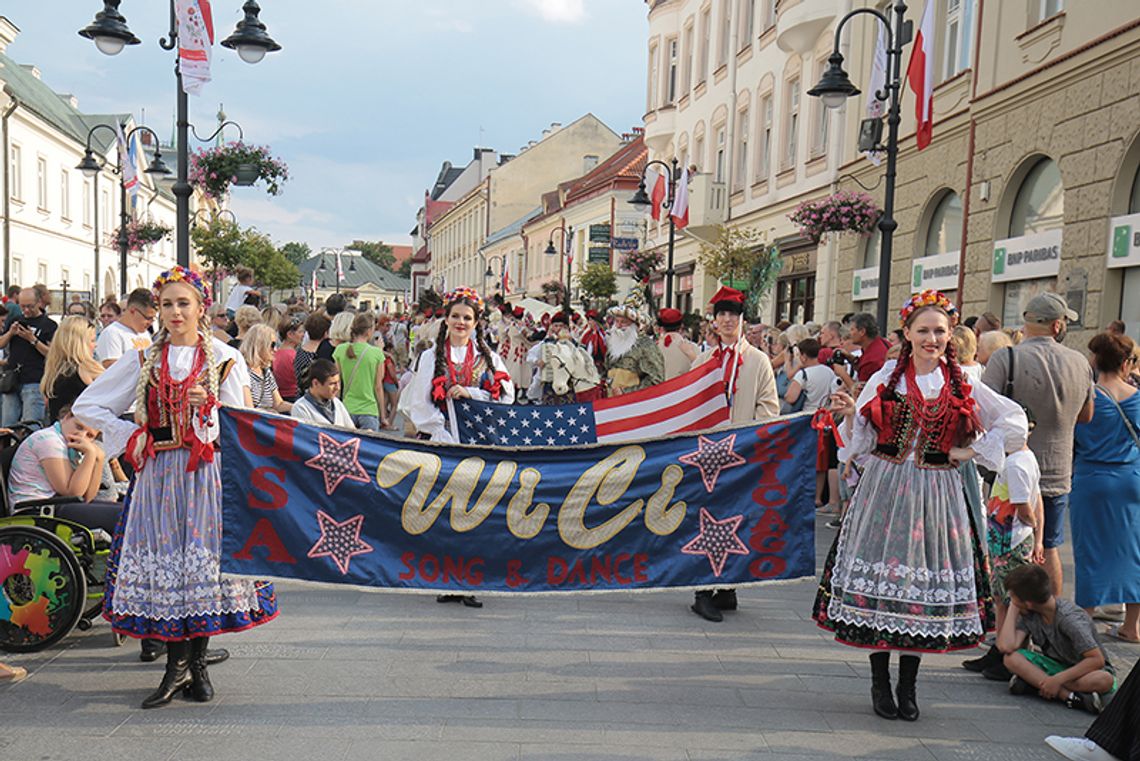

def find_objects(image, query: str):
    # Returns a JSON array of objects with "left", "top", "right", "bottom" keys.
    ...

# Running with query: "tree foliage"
[
  {"left": 191, "top": 217, "right": 244, "bottom": 272},
  {"left": 346, "top": 240, "right": 395, "bottom": 270},
  {"left": 191, "top": 219, "right": 299, "bottom": 291},
  {"left": 417, "top": 288, "right": 442, "bottom": 313},
  {"left": 696, "top": 225, "right": 780, "bottom": 322},
  {"left": 575, "top": 264, "right": 618, "bottom": 309},
  {"left": 541, "top": 279, "right": 566, "bottom": 306},
  {"left": 243, "top": 230, "right": 300, "bottom": 291},
  {"left": 397, "top": 258, "right": 412, "bottom": 277},
  {"left": 279, "top": 241, "right": 311, "bottom": 266}
]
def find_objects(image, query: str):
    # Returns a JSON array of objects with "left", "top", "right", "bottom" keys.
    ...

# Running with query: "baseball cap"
[{"left": 1023, "top": 292, "right": 1078, "bottom": 323}]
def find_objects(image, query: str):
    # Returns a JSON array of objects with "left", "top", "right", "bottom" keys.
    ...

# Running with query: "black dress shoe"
[
  {"left": 962, "top": 644, "right": 1001, "bottom": 673},
  {"left": 204, "top": 648, "right": 230, "bottom": 666},
  {"left": 437, "top": 594, "right": 483, "bottom": 608},
  {"left": 982, "top": 663, "right": 1013, "bottom": 682},
  {"left": 711, "top": 589, "right": 738, "bottom": 611},
  {"left": 139, "top": 639, "right": 166, "bottom": 663},
  {"left": 691, "top": 592, "right": 723, "bottom": 622}
]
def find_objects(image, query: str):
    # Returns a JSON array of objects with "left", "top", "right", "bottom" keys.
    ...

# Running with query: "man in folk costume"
[
  {"left": 535, "top": 312, "right": 600, "bottom": 404},
  {"left": 690, "top": 285, "right": 780, "bottom": 622},
  {"left": 605, "top": 290, "right": 665, "bottom": 396},
  {"left": 577, "top": 309, "right": 608, "bottom": 402},
  {"left": 657, "top": 307, "right": 697, "bottom": 381}
]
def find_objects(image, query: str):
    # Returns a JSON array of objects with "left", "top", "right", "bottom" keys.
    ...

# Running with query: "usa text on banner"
[
  {"left": 455, "top": 357, "right": 730, "bottom": 447},
  {"left": 219, "top": 409, "right": 816, "bottom": 594}
]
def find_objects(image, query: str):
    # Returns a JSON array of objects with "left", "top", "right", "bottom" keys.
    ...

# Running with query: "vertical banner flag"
[
  {"left": 175, "top": 0, "right": 215, "bottom": 96},
  {"left": 219, "top": 409, "right": 817, "bottom": 593},
  {"left": 501, "top": 255, "right": 511, "bottom": 294},
  {"left": 650, "top": 169, "right": 666, "bottom": 222},
  {"left": 116, "top": 123, "right": 139, "bottom": 208},
  {"left": 567, "top": 227, "right": 575, "bottom": 266},
  {"left": 335, "top": 250, "right": 344, "bottom": 283},
  {"left": 670, "top": 166, "right": 690, "bottom": 229},
  {"left": 864, "top": 24, "right": 888, "bottom": 166},
  {"left": 906, "top": 0, "right": 934, "bottom": 150},
  {"left": 310, "top": 268, "right": 317, "bottom": 297}
]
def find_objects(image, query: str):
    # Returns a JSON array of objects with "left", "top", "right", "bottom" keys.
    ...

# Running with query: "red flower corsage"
[
  {"left": 482, "top": 371, "right": 511, "bottom": 401},
  {"left": 431, "top": 376, "right": 448, "bottom": 403}
]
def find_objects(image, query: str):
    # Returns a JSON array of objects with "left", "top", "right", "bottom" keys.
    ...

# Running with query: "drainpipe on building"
[
  {"left": 956, "top": 0, "right": 986, "bottom": 302},
  {"left": 2, "top": 87, "right": 18, "bottom": 293},
  {"left": 610, "top": 195, "right": 616, "bottom": 269},
  {"left": 519, "top": 231, "right": 529, "bottom": 299},
  {"left": 724, "top": 8, "right": 739, "bottom": 223}
]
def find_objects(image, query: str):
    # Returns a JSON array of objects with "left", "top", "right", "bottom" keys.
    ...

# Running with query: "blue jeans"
[
  {"left": 352, "top": 414, "right": 380, "bottom": 431},
  {"left": 2, "top": 383, "right": 46, "bottom": 427},
  {"left": 1042, "top": 492, "right": 1069, "bottom": 549}
]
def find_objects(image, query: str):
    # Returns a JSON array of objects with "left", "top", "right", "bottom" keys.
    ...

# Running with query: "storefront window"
[
  {"left": 924, "top": 192, "right": 962, "bottom": 255},
  {"left": 1009, "top": 159, "right": 1063, "bottom": 236}
]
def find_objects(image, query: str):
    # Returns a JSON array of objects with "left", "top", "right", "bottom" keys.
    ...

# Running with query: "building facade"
[{"left": 1, "top": 17, "right": 177, "bottom": 309}]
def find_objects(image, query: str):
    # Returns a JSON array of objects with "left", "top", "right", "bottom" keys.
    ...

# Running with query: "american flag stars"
[{"left": 455, "top": 401, "right": 599, "bottom": 447}]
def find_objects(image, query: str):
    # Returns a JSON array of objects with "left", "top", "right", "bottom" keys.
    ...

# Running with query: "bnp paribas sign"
[
  {"left": 911, "top": 252, "right": 960, "bottom": 291},
  {"left": 991, "top": 229, "right": 1062, "bottom": 284},
  {"left": 1107, "top": 212, "right": 1140, "bottom": 269}
]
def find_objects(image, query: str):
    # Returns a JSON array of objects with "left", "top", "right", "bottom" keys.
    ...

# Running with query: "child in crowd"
[
  {"left": 998, "top": 564, "right": 1116, "bottom": 715},
  {"left": 964, "top": 436, "right": 1044, "bottom": 679}
]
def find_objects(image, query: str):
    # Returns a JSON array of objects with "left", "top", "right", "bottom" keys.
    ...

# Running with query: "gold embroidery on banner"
[
  {"left": 645, "top": 464, "right": 687, "bottom": 536},
  {"left": 558, "top": 446, "right": 646, "bottom": 550},
  {"left": 506, "top": 467, "right": 549, "bottom": 539}
]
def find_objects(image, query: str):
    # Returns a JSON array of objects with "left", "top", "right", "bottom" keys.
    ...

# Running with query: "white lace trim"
[{"left": 112, "top": 545, "right": 260, "bottom": 619}]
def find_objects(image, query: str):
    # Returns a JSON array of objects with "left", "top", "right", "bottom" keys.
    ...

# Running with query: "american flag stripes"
[{"left": 454, "top": 358, "right": 729, "bottom": 447}]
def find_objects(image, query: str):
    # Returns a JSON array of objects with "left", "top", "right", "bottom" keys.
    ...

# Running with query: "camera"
[{"left": 824, "top": 349, "right": 852, "bottom": 368}]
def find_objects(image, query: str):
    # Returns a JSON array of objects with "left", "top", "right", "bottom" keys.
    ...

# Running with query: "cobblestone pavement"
[{"left": 1, "top": 516, "right": 1135, "bottom": 761}]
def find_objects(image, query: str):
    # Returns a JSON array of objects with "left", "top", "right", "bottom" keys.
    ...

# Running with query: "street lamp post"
[
  {"left": 79, "top": 0, "right": 281, "bottom": 270},
  {"left": 483, "top": 254, "right": 505, "bottom": 297},
  {"left": 807, "top": 1, "right": 911, "bottom": 332},
  {"left": 628, "top": 157, "right": 679, "bottom": 310},
  {"left": 544, "top": 225, "right": 573, "bottom": 314},
  {"left": 77, "top": 123, "right": 170, "bottom": 299}
]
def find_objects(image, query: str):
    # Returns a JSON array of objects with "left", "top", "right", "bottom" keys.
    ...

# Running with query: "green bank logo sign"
[
  {"left": 912, "top": 252, "right": 960, "bottom": 291},
  {"left": 1107, "top": 213, "right": 1140, "bottom": 269},
  {"left": 991, "top": 229, "right": 1063, "bottom": 284}
]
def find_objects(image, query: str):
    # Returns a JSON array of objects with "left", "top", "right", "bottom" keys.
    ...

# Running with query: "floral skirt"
[
  {"left": 103, "top": 449, "right": 278, "bottom": 641},
  {"left": 812, "top": 456, "right": 994, "bottom": 652}
]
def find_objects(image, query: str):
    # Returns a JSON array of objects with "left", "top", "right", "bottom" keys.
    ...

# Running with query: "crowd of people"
[{"left": 0, "top": 273, "right": 1137, "bottom": 760}]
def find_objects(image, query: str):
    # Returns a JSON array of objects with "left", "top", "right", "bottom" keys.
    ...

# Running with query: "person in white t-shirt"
[
  {"left": 962, "top": 437, "right": 1045, "bottom": 677},
  {"left": 223, "top": 266, "right": 255, "bottom": 318},
  {"left": 785, "top": 338, "right": 838, "bottom": 413},
  {"left": 94, "top": 288, "right": 154, "bottom": 368}
]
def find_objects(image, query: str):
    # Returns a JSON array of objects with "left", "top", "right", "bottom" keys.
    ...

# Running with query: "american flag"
[{"left": 454, "top": 358, "right": 729, "bottom": 447}]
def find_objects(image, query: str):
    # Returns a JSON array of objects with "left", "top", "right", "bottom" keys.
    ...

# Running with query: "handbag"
[
  {"left": 1095, "top": 384, "right": 1140, "bottom": 450},
  {"left": 0, "top": 363, "right": 20, "bottom": 394},
  {"left": 1004, "top": 347, "right": 1036, "bottom": 431}
]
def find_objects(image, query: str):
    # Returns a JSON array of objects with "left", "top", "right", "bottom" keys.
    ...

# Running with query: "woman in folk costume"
[
  {"left": 813, "top": 290, "right": 1027, "bottom": 722},
  {"left": 73, "top": 267, "right": 278, "bottom": 710},
  {"left": 689, "top": 286, "right": 780, "bottom": 622},
  {"left": 405, "top": 287, "right": 515, "bottom": 608}
]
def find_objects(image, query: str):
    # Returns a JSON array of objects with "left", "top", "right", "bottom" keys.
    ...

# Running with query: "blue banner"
[{"left": 219, "top": 409, "right": 817, "bottom": 594}]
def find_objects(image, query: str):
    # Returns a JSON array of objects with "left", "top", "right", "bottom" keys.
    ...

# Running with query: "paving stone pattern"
[{"left": 1, "top": 517, "right": 1134, "bottom": 761}]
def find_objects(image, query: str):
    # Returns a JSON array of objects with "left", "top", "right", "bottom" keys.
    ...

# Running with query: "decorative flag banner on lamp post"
[{"left": 906, "top": 0, "right": 934, "bottom": 150}]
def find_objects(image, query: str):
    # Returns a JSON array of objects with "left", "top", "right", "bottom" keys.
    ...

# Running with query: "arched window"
[
  {"left": 1009, "top": 158, "right": 1063, "bottom": 236},
  {"left": 1130, "top": 163, "right": 1140, "bottom": 214},
  {"left": 924, "top": 192, "right": 962, "bottom": 255},
  {"left": 863, "top": 228, "right": 881, "bottom": 268}
]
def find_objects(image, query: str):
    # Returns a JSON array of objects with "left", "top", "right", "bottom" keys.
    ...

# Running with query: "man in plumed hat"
[
  {"left": 605, "top": 291, "right": 664, "bottom": 396},
  {"left": 689, "top": 285, "right": 779, "bottom": 622}
]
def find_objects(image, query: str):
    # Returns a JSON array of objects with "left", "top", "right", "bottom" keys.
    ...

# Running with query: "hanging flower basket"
[
  {"left": 619, "top": 248, "right": 664, "bottom": 284},
  {"left": 189, "top": 141, "right": 289, "bottom": 200},
  {"left": 114, "top": 219, "right": 172, "bottom": 253},
  {"left": 788, "top": 191, "right": 882, "bottom": 244}
]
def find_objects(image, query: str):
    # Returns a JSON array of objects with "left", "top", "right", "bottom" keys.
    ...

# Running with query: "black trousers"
[
  {"left": 1086, "top": 660, "right": 1139, "bottom": 761},
  {"left": 51, "top": 501, "right": 122, "bottom": 536}
]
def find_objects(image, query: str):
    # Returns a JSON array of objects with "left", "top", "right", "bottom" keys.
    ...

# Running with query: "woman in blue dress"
[{"left": 1072, "top": 332, "right": 1140, "bottom": 643}]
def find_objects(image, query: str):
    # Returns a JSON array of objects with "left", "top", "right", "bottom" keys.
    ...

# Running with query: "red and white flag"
[
  {"left": 335, "top": 250, "right": 344, "bottom": 282},
  {"left": 501, "top": 255, "right": 511, "bottom": 294},
  {"left": 115, "top": 122, "right": 139, "bottom": 202},
  {"left": 175, "top": 0, "right": 214, "bottom": 96},
  {"left": 649, "top": 169, "right": 666, "bottom": 222},
  {"left": 593, "top": 357, "right": 728, "bottom": 443},
  {"left": 906, "top": 0, "right": 934, "bottom": 150},
  {"left": 669, "top": 166, "right": 690, "bottom": 229}
]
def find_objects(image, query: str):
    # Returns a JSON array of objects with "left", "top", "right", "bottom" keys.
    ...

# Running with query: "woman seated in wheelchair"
[{"left": 6, "top": 404, "right": 118, "bottom": 534}]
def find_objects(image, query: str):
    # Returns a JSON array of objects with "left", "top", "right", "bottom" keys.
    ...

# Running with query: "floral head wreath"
[
  {"left": 899, "top": 289, "right": 959, "bottom": 327},
  {"left": 443, "top": 286, "right": 484, "bottom": 315},
  {"left": 152, "top": 266, "right": 212, "bottom": 307}
]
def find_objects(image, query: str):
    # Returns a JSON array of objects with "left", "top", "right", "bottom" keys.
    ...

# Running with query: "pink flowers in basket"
[{"left": 788, "top": 191, "right": 883, "bottom": 244}]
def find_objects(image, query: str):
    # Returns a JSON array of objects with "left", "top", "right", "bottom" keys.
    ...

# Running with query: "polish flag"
[
  {"left": 501, "top": 255, "right": 511, "bottom": 294},
  {"left": 669, "top": 166, "right": 690, "bottom": 229},
  {"left": 649, "top": 170, "right": 666, "bottom": 221},
  {"left": 906, "top": 0, "right": 934, "bottom": 150}
]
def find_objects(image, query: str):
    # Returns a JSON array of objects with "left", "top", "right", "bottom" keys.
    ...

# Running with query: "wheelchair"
[{"left": 0, "top": 422, "right": 124, "bottom": 653}]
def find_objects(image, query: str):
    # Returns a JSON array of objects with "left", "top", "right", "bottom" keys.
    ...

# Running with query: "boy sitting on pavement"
[{"left": 998, "top": 564, "right": 1116, "bottom": 715}]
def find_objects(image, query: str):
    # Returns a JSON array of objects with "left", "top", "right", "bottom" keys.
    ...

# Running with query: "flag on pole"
[
  {"left": 670, "top": 166, "right": 690, "bottom": 229},
  {"left": 501, "top": 255, "right": 511, "bottom": 294},
  {"left": 906, "top": 0, "right": 934, "bottom": 150},
  {"left": 116, "top": 123, "right": 139, "bottom": 209},
  {"left": 174, "top": 0, "right": 215, "bottom": 96},
  {"left": 310, "top": 267, "right": 317, "bottom": 295},
  {"left": 335, "top": 250, "right": 344, "bottom": 283},
  {"left": 567, "top": 227, "right": 575, "bottom": 266},
  {"left": 864, "top": 24, "right": 888, "bottom": 166},
  {"left": 649, "top": 169, "right": 666, "bottom": 222},
  {"left": 453, "top": 357, "right": 730, "bottom": 446}
]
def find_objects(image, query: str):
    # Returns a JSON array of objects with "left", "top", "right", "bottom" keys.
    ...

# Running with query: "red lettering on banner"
[
  {"left": 506, "top": 559, "right": 528, "bottom": 588},
  {"left": 233, "top": 411, "right": 300, "bottom": 461},
  {"left": 590, "top": 556, "right": 613, "bottom": 583},
  {"left": 547, "top": 554, "right": 644, "bottom": 586},
  {"left": 746, "top": 423, "right": 795, "bottom": 578},
  {"left": 613, "top": 553, "right": 632, "bottom": 584},
  {"left": 233, "top": 517, "right": 296, "bottom": 564},
  {"left": 633, "top": 553, "right": 649, "bottom": 583},
  {"left": 749, "top": 555, "right": 787, "bottom": 578},
  {"left": 749, "top": 509, "right": 788, "bottom": 554},
  {"left": 249, "top": 467, "right": 288, "bottom": 510},
  {"left": 398, "top": 553, "right": 485, "bottom": 586},
  {"left": 548, "top": 556, "right": 569, "bottom": 585},
  {"left": 398, "top": 551, "right": 416, "bottom": 581}
]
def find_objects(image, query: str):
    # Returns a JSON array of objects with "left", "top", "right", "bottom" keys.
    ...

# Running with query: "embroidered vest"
[
  {"left": 866, "top": 385, "right": 974, "bottom": 469},
  {"left": 141, "top": 353, "right": 234, "bottom": 452}
]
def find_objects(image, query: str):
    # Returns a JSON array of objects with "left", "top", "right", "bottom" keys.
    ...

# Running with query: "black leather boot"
[
  {"left": 869, "top": 651, "right": 898, "bottom": 719},
  {"left": 205, "top": 647, "right": 230, "bottom": 666},
  {"left": 691, "top": 591, "right": 723, "bottom": 622},
  {"left": 896, "top": 654, "right": 921, "bottom": 721},
  {"left": 962, "top": 644, "right": 1001, "bottom": 673},
  {"left": 711, "top": 589, "right": 738, "bottom": 611},
  {"left": 141, "top": 640, "right": 192, "bottom": 709},
  {"left": 184, "top": 637, "right": 215, "bottom": 703}
]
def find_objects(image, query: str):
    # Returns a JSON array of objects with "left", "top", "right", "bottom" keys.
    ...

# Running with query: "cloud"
[
  {"left": 517, "top": 0, "right": 587, "bottom": 24},
  {"left": 425, "top": 8, "right": 475, "bottom": 34}
]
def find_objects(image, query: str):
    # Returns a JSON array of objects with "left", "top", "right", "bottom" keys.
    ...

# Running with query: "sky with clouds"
[{"left": 5, "top": 1, "right": 647, "bottom": 248}]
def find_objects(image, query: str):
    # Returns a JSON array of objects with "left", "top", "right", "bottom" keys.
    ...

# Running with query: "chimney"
[
  {"left": 550, "top": 122, "right": 562, "bottom": 131},
  {"left": 20, "top": 64, "right": 41, "bottom": 80},
  {"left": 58, "top": 94, "right": 79, "bottom": 109},
  {"left": 541, "top": 129, "right": 551, "bottom": 139},
  {"left": 0, "top": 17, "right": 18, "bottom": 55}
]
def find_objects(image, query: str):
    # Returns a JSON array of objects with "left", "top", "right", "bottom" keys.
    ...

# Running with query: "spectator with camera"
[{"left": 0, "top": 287, "right": 58, "bottom": 426}]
